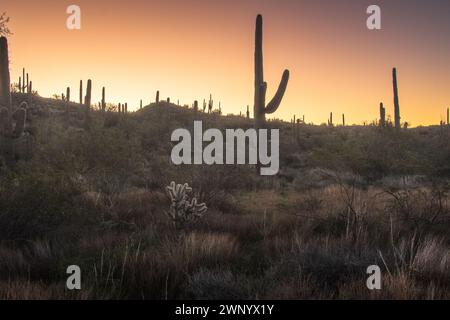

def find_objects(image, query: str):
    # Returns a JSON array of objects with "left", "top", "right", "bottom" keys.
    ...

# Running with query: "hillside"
[{"left": 0, "top": 93, "right": 449, "bottom": 299}]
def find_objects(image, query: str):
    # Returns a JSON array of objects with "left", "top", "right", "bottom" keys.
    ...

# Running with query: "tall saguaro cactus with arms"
[{"left": 253, "top": 14, "right": 290, "bottom": 130}]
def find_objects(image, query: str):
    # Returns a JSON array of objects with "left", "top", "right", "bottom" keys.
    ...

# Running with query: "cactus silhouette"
[
  {"left": 66, "top": 87, "right": 70, "bottom": 102},
  {"left": 101, "top": 87, "right": 106, "bottom": 111},
  {"left": 22, "top": 68, "right": 25, "bottom": 93},
  {"left": 379, "top": 102, "right": 386, "bottom": 127},
  {"left": 84, "top": 79, "right": 92, "bottom": 129},
  {"left": 84, "top": 80, "right": 91, "bottom": 108},
  {"left": 393, "top": 68, "right": 401, "bottom": 129},
  {"left": 0, "top": 37, "right": 11, "bottom": 109},
  {"left": 79, "top": 80, "right": 83, "bottom": 104},
  {"left": 156, "top": 90, "right": 160, "bottom": 103},
  {"left": 253, "top": 15, "right": 289, "bottom": 130},
  {"left": 246, "top": 105, "right": 250, "bottom": 119},
  {"left": 28, "top": 81, "right": 33, "bottom": 104},
  {"left": 208, "top": 94, "right": 213, "bottom": 113},
  {"left": 342, "top": 114, "right": 345, "bottom": 126}
]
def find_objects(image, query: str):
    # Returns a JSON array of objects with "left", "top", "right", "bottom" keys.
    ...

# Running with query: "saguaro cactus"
[
  {"left": 447, "top": 107, "right": 449, "bottom": 125},
  {"left": 156, "top": 90, "right": 160, "bottom": 103},
  {"left": 246, "top": 105, "right": 250, "bottom": 119},
  {"left": 193, "top": 100, "right": 198, "bottom": 112},
  {"left": 208, "top": 94, "right": 213, "bottom": 113},
  {"left": 342, "top": 114, "right": 345, "bottom": 126},
  {"left": 79, "top": 80, "right": 83, "bottom": 104},
  {"left": 18, "top": 77, "right": 22, "bottom": 93},
  {"left": 379, "top": 102, "right": 386, "bottom": 127},
  {"left": 28, "top": 81, "right": 33, "bottom": 104},
  {"left": 84, "top": 80, "right": 92, "bottom": 107},
  {"left": 84, "top": 79, "right": 92, "bottom": 129},
  {"left": 0, "top": 37, "right": 11, "bottom": 109},
  {"left": 328, "top": 112, "right": 333, "bottom": 126},
  {"left": 393, "top": 68, "right": 401, "bottom": 129},
  {"left": 22, "top": 68, "right": 25, "bottom": 93},
  {"left": 254, "top": 15, "right": 289, "bottom": 129},
  {"left": 140, "top": 99, "right": 143, "bottom": 109},
  {"left": 66, "top": 87, "right": 70, "bottom": 102},
  {"left": 101, "top": 87, "right": 106, "bottom": 111}
]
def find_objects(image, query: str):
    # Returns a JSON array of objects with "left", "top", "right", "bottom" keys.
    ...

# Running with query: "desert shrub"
[{"left": 0, "top": 170, "right": 97, "bottom": 240}]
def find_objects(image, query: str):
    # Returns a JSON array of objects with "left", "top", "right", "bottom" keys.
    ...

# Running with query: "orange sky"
[{"left": 3, "top": 0, "right": 450, "bottom": 126}]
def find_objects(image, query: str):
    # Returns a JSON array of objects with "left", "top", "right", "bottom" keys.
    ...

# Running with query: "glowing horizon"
[{"left": 3, "top": 0, "right": 450, "bottom": 126}]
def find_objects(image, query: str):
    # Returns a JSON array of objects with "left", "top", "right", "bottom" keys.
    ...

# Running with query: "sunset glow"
[{"left": 3, "top": 0, "right": 450, "bottom": 126}]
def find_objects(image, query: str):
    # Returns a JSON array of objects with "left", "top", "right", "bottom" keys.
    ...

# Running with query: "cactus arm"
[{"left": 264, "top": 70, "right": 290, "bottom": 114}]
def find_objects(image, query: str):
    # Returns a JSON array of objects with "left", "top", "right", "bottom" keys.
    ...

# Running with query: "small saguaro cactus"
[
  {"left": 393, "top": 68, "right": 401, "bottom": 129},
  {"left": 84, "top": 79, "right": 92, "bottom": 128},
  {"left": 253, "top": 15, "right": 289, "bottom": 130},
  {"left": 328, "top": 112, "right": 333, "bottom": 126},
  {"left": 28, "top": 81, "right": 33, "bottom": 104},
  {"left": 203, "top": 99, "right": 206, "bottom": 112},
  {"left": 193, "top": 100, "right": 198, "bottom": 112},
  {"left": 22, "top": 68, "right": 25, "bottom": 93},
  {"left": 125, "top": 103, "right": 128, "bottom": 113},
  {"left": 165, "top": 181, "right": 207, "bottom": 227},
  {"left": 156, "top": 90, "right": 160, "bottom": 103},
  {"left": 18, "top": 77, "right": 22, "bottom": 93},
  {"left": 84, "top": 80, "right": 92, "bottom": 107},
  {"left": 246, "top": 105, "right": 250, "bottom": 119},
  {"left": 447, "top": 107, "right": 449, "bottom": 125},
  {"left": 26, "top": 73, "right": 29, "bottom": 93},
  {"left": 0, "top": 36, "right": 12, "bottom": 109},
  {"left": 140, "top": 99, "right": 143, "bottom": 110},
  {"left": 167, "top": 97, "right": 170, "bottom": 103},
  {"left": 342, "top": 114, "right": 345, "bottom": 126},
  {"left": 66, "top": 87, "right": 70, "bottom": 102},
  {"left": 208, "top": 94, "right": 213, "bottom": 113},
  {"left": 118, "top": 103, "right": 121, "bottom": 114},
  {"left": 79, "top": 80, "right": 83, "bottom": 104},
  {"left": 101, "top": 87, "right": 106, "bottom": 111},
  {"left": 379, "top": 102, "right": 386, "bottom": 127}
]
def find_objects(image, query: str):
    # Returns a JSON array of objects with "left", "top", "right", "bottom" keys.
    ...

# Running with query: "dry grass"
[{"left": 0, "top": 96, "right": 449, "bottom": 299}]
